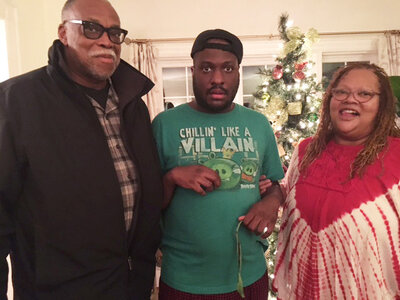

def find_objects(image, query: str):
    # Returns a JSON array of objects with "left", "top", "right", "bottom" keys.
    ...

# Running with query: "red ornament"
[
  {"left": 293, "top": 71, "right": 306, "bottom": 81},
  {"left": 295, "top": 62, "right": 307, "bottom": 71},
  {"left": 273, "top": 65, "right": 283, "bottom": 80}
]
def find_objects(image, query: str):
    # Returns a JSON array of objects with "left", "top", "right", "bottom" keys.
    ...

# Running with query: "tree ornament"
[
  {"left": 295, "top": 62, "right": 307, "bottom": 71},
  {"left": 287, "top": 101, "right": 302, "bottom": 115},
  {"left": 286, "top": 26, "right": 303, "bottom": 40},
  {"left": 262, "top": 93, "right": 271, "bottom": 101},
  {"left": 292, "top": 62, "right": 308, "bottom": 81},
  {"left": 264, "top": 96, "right": 288, "bottom": 130},
  {"left": 283, "top": 40, "right": 299, "bottom": 56},
  {"left": 293, "top": 71, "right": 305, "bottom": 81},
  {"left": 305, "top": 28, "right": 320, "bottom": 44},
  {"left": 273, "top": 65, "right": 283, "bottom": 80},
  {"left": 308, "top": 112, "right": 318, "bottom": 121}
]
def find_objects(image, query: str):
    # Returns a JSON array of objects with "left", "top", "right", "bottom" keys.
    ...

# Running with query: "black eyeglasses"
[
  {"left": 332, "top": 88, "right": 380, "bottom": 103},
  {"left": 65, "top": 20, "right": 128, "bottom": 44}
]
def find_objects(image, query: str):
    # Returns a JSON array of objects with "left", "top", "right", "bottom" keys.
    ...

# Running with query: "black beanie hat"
[{"left": 190, "top": 29, "right": 243, "bottom": 64}]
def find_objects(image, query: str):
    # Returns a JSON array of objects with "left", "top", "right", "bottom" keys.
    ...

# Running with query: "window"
[
  {"left": 162, "top": 66, "right": 193, "bottom": 109},
  {"left": 0, "top": 19, "right": 9, "bottom": 82},
  {"left": 242, "top": 65, "right": 264, "bottom": 108},
  {"left": 322, "top": 61, "right": 370, "bottom": 89},
  {"left": 242, "top": 65, "right": 275, "bottom": 108}
]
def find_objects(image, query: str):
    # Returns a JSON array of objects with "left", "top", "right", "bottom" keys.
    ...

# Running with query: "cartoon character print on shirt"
[
  {"left": 201, "top": 150, "right": 242, "bottom": 189},
  {"left": 178, "top": 125, "right": 260, "bottom": 190}
]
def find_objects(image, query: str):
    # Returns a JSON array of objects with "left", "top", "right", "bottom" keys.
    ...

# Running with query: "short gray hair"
[{"left": 61, "top": 0, "right": 77, "bottom": 20}]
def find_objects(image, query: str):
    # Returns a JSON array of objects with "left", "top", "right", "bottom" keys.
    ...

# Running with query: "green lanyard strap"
[{"left": 235, "top": 220, "right": 245, "bottom": 298}]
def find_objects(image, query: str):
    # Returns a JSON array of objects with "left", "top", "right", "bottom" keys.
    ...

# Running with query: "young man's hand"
[
  {"left": 165, "top": 165, "right": 221, "bottom": 196},
  {"left": 239, "top": 182, "right": 283, "bottom": 238}
]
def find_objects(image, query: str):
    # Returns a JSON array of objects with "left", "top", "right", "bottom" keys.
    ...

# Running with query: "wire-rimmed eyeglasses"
[
  {"left": 332, "top": 88, "right": 380, "bottom": 103},
  {"left": 65, "top": 20, "right": 128, "bottom": 44}
]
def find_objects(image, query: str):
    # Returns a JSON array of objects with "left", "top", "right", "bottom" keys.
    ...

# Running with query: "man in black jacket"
[{"left": 0, "top": 0, "right": 163, "bottom": 299}]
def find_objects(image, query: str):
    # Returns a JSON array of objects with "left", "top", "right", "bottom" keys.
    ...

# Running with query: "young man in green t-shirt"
[{"left": 152, "top": 29, "right": 284, "bottom": 299}]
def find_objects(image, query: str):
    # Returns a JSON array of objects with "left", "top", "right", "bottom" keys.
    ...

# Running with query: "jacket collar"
[
  {"left": 111, "top": 59, "right": 154, "bottom": 108},
  {"left": 47, "top": 40, "right": 154, "bottom": 107}
]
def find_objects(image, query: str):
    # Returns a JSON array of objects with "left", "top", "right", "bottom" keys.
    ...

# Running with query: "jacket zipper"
[{"left": 128, "top": 256, "right": 133, "bottom": 271}]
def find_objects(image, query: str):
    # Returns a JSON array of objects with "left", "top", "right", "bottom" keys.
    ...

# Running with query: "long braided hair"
[{"left": 300, "top": 63, "right": 400, "bottom": 178}]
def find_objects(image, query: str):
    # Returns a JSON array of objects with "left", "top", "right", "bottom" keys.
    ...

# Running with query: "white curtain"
[
  {"left": 378, "top": 31, "right": 400, "bottom": 76},
  {"left": 122, "top": 41, "right": 163, "bottom": 120}
]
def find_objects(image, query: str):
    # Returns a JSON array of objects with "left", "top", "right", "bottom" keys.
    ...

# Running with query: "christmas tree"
[
  {"left": 254, "top": 14, "right": 323, "bottom": 167},
  {"left": 253, "top": 14, "right": 323, "bottom": 299}
]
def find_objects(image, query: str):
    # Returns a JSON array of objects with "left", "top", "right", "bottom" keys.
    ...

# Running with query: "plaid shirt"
[{"left": 88, "top": 83, "right": 138, "bottom": 231}]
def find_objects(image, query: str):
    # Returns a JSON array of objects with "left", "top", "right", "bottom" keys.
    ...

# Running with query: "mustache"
[
  {"left": 89, "top": 50, "right": 117, "bottom": 61},
  {"left": 208, "top": 85, "right": 227, "bottom": 94}
]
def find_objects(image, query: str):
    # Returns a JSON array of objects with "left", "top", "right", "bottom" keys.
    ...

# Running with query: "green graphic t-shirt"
[{"left": 152, "top": 104, "right": 284, "bottom": 294}]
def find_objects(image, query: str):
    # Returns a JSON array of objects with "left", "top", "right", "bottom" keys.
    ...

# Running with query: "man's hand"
[
  {"left": 166, "top": 165, "right": 221, "bottom": 195},
  {"left": 162, "top": 165, "right": 221, "bottom": 209},
  {"left": 239, "top": 183, "right": 283, "bottom": 239}
]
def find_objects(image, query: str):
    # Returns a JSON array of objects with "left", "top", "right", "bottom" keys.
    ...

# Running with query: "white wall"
[
  {"left": 5, "top": 0, "right": 48, "bottom": 75},
  {"left": 115, "top": 0, "right": 400, "bottom": 39},
  {"left": 5, "top": 0, "right": 400, "bottom": 76}
]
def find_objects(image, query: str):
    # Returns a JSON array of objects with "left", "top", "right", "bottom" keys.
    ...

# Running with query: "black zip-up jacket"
[{"left": 0, "top": 40, "right": 163, "bottom": 300}]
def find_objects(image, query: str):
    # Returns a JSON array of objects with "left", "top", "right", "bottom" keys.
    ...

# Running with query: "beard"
[
  {"left": 86, "top": 60, "right": 119, "bottom": 81},
  {"left": 86, "top": 49, "right": 120, "bottom": 81},
  {"left": 192, "top": 76, "right": 239, "bottom": 113}
]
